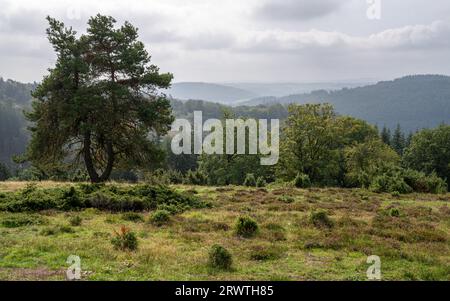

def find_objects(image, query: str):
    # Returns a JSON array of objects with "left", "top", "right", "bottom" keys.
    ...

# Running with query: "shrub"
[
  {"left": 310, "top": 210, "right": 334, "bottom": 228},
  {"left": 111, "top": 226, "right": 138, "bottom": 251},
  {"left": 60, "top": 187, "right": 84, "bottom": 210},
  {"left": 184, "top": 170, "right": 208, "bottom": 185},
  {"left": 1, "top": 214, "right": 47, "bottom": 228},
  {"left": 121, "top": 212, "right": 144, "bottom": 223},
  {"left": 59, "top": 225, "right": 75, "bottom": 233},
  {"left": 294, "top": 173, "right": 311, "bottom": 188},
  {"left": 243, "top": 174, "right": 257, "bottom": 187},
  {"left": 256, "top": 177, "right": 267, "bottom": 188},
  {"left": 389, "top": 208, "right": 400, "bottom": 217},
  {"left": 69, "top": 215, "right": 82, "bottom": 226},
  {"left": 278, "top": 195, "right": 295, "bottom": 203},
  {"left": 150, "top": 210, "right": 171, "bottom": 226},
  {"left": 249, "top": 245, "right": 283, "bottom": 261},
  {"left": 369, "top": 173, "right": 412, "bottom": 194},
  {"left": 0, "top": 184, "right": 208, "bottom": 213},
  {"left": 235, "top": 216, "right": 258, "bottom": 238},
  {"left": 208, "top": 245, "right": 232, "bottom": 270}
]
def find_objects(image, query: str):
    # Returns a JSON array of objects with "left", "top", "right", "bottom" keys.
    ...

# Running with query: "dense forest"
[{"left": 244, "top": 75, "right": 450, "bottom": 131}]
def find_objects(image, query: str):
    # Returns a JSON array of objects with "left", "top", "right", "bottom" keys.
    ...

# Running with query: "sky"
[{"left": 1, "top": 0, "right": 450, "bottom": 83}]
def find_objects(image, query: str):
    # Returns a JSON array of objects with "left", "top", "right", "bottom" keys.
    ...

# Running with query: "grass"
[{"left": 0, "top": 182, "right": 448, "bottom": 280}]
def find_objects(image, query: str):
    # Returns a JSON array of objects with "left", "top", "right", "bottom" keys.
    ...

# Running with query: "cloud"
[
  {"left": 235, "top": 21, "right": 450, "bottom": 53},
  {"left": 255, "top": 0, "right": 343, "bottom": 22}
]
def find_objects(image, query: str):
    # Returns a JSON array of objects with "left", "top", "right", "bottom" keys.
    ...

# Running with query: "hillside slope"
[
  {"left": 243, "top": 75, "right": 450, "bottom": 131},
  {"left": 167, "top": 82, "right": 257, "bottom": 104}
]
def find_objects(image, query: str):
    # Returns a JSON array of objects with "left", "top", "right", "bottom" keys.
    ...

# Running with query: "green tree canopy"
[
  {"left": 25, "top": 15, "right": 174, "bottom": 182},
  {"left": 276, "top": 103, "right": 379, "bottom": 185},
  {"left": 403, "top": 124, "right": 450, "bottom": 185}
]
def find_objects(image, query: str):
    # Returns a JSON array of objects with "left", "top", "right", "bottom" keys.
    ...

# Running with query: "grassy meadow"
[{"left": 0, "top": 181, "right": 449, "bottom": 281}]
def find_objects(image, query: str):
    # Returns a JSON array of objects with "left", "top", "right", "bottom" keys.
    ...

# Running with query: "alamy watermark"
[
  {"left": 66, "top": 255, "right": 81, "bottom": 280},
  {"left": 170, "top": 111, "right": 279, "bottom": 165},
  {"left": 367, "top": 0, "right": 382, "bottom": 20},
  {"left": 366, "top": 255, "right": 381, "bottom": 280}
]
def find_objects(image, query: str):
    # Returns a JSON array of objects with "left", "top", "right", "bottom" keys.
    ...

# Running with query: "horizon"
[{"left": 1, "top": 73, "right": 450, "bottom": 86}]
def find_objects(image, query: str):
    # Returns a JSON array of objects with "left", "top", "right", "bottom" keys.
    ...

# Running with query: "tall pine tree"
[{"left": 392, "top": 124, "right": 406, "bottom": 155}]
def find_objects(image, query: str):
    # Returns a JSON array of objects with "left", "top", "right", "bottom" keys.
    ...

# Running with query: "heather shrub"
[
  {"left": 235, "top": 216, "right": 258, "bottom": 238},
  {"left": 310, "top": 210, "right": 334, "bottom": 228},
  {"left": 150, "top": 209, "right": 171, "bottom": 226},
  {"left": 208, "top": 245, "right": 232, "bottom": 270},
  {"left": 294, "top": 173, "right": 311, "bottom": 188}
]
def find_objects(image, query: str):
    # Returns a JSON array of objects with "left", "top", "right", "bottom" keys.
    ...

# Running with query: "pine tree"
[
  {"left": 25, "top": 15, "right": 174, "bottom": 183},
  {"left": 381, "top": 126, "right": 391, "bottom": 146},
  {"left": 392, "top": 124, "right": 406, "bottom": 155}
]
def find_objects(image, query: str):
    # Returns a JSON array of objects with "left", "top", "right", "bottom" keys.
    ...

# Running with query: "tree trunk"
[{"left": 83, "top": 132, "right": 114, "bottom": 183}]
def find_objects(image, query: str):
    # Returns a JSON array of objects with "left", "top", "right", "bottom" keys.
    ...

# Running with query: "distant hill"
[
  {"left": 227, "top": 81, "right": 372, "bottom": 99},
  {"left": 0, "top": 78, "right": 36, "bottom": 106},
  {"left": 167, "top": 82, "right": 258, "bottom": 104},
  {"left": 167, "top": 81, "right": 372, "bottom": 104},
  {"left": 242, "top": 75, "right": 450, "bottom": 131}
]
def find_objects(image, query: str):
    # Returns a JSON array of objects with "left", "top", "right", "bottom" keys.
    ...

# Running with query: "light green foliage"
[
  {"left": 404, "top": 125, "right": 450, "bottom": 186},
  {"left": 277, "top": 104, "right": 378, "bottom": 185},
  {"left": 243, "top": 174, "right": 256, "bottom": 187},
  {"left": 344, "top": 139, "right": 399, "bottom": 188},
  {"left": 150, "top": 210, "right": 171, "bottom": 226}
]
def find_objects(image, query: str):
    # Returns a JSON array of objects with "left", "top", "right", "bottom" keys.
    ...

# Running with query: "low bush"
[
  {"left": 294, "top": 173, "right": 311, "bottom": 188},
  {"left": 235, "top": 216, "right": 259, "bottom": 238},
  {"left": 369, "top": 173, "right": 412, "bottom": 194},
  {"left": 111, "top": 226, "right": 138, "bottom": 251},
  {"left": 368, "top": 166, "right": 447, "bottom": 194},
  {"left": 403, "top": 170, "right": 447, "bottom": 194},
  {"left": 249, "top": 245, "right": 283, "bottom": 261},
  {"left": 69, "top": 215, "right": 82, "bottom": 226},
  {"left": 121, "top": 212, "right": 144, "bottom": 223},
  {"left": 150, "top": 210, "right": 171, "bottom": 226},
  {"left": 310, "top": 210, "right": 334, "bottom": 228},
  {"left": 243, "top": 174, "right": 257, "bottom": 187},
  {"left": 256, "top": 177, "right": 267, "bottom": 188},
  {"left": 208, "top": 245, "right": 232, "bottom": 270},
  {"left": 389, "top": 208, "right": 401, "bottom": 218},
  {"left": 278, "top": 195, "right": 295, "bottom": 203},
  {"left": 1, "top": 214, "right": 47, "bottom": 228},
  {"left": 0, "top": 184, "right": 208, "bottom": 213},
  {"left": 184, "top": 170, "right": 208, "bottom": 185}
]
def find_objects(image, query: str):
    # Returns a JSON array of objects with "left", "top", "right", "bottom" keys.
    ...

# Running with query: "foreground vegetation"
[{"left": 0, "top": 182, "right": 448, "bottom": 280}]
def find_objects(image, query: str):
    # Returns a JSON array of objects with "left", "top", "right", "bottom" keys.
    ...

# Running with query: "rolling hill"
[{"left": 242, "top": 75, "right": 450, "bottom": 131}]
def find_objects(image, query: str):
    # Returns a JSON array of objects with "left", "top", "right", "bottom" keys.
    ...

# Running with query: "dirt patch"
[{"left": 0, "top": 267, "right": 65, "bottom": 280}]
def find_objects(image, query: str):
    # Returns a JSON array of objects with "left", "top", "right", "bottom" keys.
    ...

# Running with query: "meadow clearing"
[{"left": 0, "top": 181, "right": 449, "bottom": 281}]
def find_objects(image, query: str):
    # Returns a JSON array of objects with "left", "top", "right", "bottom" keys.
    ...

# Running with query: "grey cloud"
[{"left": 255, "top": 0, "right": 343, "bottom": 22}]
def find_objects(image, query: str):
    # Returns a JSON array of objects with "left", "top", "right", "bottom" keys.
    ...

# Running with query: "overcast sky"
[{"left": 1, "top": 0, "right": 450, "bottom": 83}]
